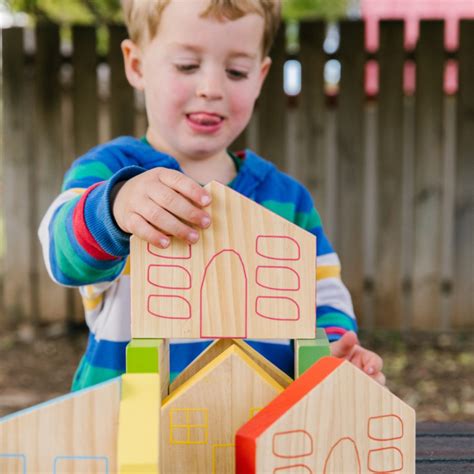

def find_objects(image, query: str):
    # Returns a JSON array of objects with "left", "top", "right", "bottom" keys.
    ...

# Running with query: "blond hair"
[{"left": 121, "top": 0, "right": 281, "bottom": 56}]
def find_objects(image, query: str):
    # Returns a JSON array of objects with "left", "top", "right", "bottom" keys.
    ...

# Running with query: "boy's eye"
[
  {"left": 175, "top": 64, "right": 198, "bottom": 73},
  {"left": 227, "top": 69, "right": 249, "bottom": 80}
]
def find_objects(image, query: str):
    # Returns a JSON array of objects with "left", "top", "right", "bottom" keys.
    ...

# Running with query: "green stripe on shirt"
[{"left": 260, "top": 200, "right": 322, "bottom": 230}]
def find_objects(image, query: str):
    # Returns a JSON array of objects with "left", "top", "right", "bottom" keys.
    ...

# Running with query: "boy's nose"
[{"left": 196, "top": 73, "right": 224, "bottom": 101}]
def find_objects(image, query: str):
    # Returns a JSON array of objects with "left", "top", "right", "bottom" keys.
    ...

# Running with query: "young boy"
[{"left": 39, "top": 0, "right": 384, "bottom": 390}]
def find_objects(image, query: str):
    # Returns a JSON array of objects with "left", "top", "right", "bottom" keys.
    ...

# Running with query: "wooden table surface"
[{"left": 417, "top": 422, "right": 474, "bottom": 472}]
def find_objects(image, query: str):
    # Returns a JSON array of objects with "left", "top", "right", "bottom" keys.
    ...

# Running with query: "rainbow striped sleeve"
[
  {"left": 257, "top": 175, "right": 357, "bottom": 342},
  {"left": 38, "top": 146, "right": 146, "bottom": 287},
  {"left": 296, "top": 192, "right": 357, "bottom": 341}
]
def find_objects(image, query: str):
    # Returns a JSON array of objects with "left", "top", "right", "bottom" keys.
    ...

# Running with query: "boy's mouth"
[
  {"left": 186, "top": 112, "right": 224, "bottom": 133},
  {"left": 186, "top": 112, "right": 224, "bottom": 126}
]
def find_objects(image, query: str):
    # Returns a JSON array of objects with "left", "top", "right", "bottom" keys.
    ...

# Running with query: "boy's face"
[{"left": 123, "top": 0, "right": 271, "bottom": 162}]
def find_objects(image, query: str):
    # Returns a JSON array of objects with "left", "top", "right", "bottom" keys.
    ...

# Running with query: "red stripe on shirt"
[
  {"left": 324, "top": 327, "right": 347, "bottom": 336},
  {"left": 73, "top": 182, "right": 119, "bottom": 261}
]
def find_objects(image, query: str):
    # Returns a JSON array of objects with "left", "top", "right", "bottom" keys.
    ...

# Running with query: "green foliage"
[
  {"left": 6, "top": 0, "right": 122, "bottom": 23},
  {"left": 6, "top": 0, "right": 348, "bottom": 23},
  {"left": 282, "top": 0, "right": 348, "bottom": 20}
]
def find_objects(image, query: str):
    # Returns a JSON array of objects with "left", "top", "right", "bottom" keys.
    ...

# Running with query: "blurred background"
[{"left": 0, "top": 0, "right": 473, "bottom": 422}]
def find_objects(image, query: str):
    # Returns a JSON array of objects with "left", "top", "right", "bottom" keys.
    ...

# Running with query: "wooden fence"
[{"left": 1, "top": 20, "right": 473, "bottom": 331}]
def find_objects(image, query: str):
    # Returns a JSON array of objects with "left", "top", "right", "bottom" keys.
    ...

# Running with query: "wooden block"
[
  {"left": 0, "top": 377, "right": 121, "bottom": 472},
  {"left": 126, "top": 338, "right": 161, "bottom": 373},
  {"left": 294, "top": 327, "right": 331, "bottom": 377},
  {"left": 170, "top": 339, "right": 293, "bottom": 393},
  {"left": 126, "top": 338, "right": 169, "bottom": 399},
  {"left": 117, "top": 374, "right": 161, "bottom": 473},
  {"left": 161, "top": 345, "right": 284, "bottom": 473},
  {"left": 170, "top": 339, "right": 234, "bottom": 393},
  {"left": 236, "top": 356, "right": 416, "bottom": 474},
  {"left": 131, "top": 181, "right": 316, "bottom": 340}
]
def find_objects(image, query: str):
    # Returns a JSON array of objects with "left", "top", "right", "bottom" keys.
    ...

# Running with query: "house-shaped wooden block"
[
  {"left": 0, "top": 378, "right": 121, "bottom": 473},
  {"left": 0, "top": 338, "right": 290, "bottom": 473},
  {"left": 236, "top": 356, "right": 416, "bottom": 473},
  {"left": 131, "top": 181, "right": 316, "bottom": 339},
  {"left": 160, "top": 344, "right": 285, "bottom": 473}
]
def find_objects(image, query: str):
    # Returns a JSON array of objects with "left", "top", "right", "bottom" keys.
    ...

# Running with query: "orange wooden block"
[{"left": 236, "top": 357, "right": 416, "bottom": 474}]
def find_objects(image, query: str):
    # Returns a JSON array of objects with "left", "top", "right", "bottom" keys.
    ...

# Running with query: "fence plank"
[
  {"left": 298, "top": 21, "right": 327, "bottom": 218},
  {"left": 258, "top": 26, "right": 286, "bottom": 171},
  {"left": 108, "top": 24, "right": 134, "bottom": 137},
  {"left": 454, "top": 20, "right": 474, "bottom": 328},
  {"left": 375, "top": 21, "right": 405, "bottom": 329},
  {"left": 34, "top": 23, "right": 69, "bottom": 323},
  {"left": 1, "top": 21, "right": 473, "bottom": 332},
  {"left": 413, "top": 20, "right": 445, "bottom": 329},
  {"left": 72, "top": 25, "right": 98, "bottom": 155},
  {"left": 336, "top": 20, "right": 366, "bottom": 321},
  {"left": 1, "top": 28, "right": 33, "bottom": 327}
]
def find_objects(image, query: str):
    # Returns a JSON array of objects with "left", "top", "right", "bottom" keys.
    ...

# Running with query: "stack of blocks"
[{"left": 0, "top": 181, "right": 415, "bottom": 473}]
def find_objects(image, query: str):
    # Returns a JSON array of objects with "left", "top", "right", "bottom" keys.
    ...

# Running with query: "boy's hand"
[
  {"left": 330, "top": 331, "right": 386, "bottom": 385},
  {"left": 112, "top": 168, "right": 212, "bottom": 248}
]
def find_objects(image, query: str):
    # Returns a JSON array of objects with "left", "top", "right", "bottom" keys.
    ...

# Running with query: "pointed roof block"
[
  {"left": 170, "top": 339, "right": 293, "bottom": 393},
  {"left": 236, "top": 356, "right": 416, "bottom": 473},
  {"left": 160, "top": 345, "right": 285, "bottom": 473},
  {"left": 0, "top": 378, "right": 121, "bottom": 473},
  {"left": 131, "top": 181, "right": 316, "bottom": 339}
]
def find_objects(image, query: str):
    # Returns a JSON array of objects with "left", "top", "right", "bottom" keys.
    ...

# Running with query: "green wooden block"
[
  {"left": 126, "top": 339, "right": 162, "bottom": 374},
  {"left": 295, "top": 328, "right": 331, "bottom": 377}
]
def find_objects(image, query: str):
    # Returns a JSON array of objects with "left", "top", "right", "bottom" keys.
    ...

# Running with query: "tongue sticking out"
[{"left": 188, "top": 113, "right": 222, "bottom": 126}]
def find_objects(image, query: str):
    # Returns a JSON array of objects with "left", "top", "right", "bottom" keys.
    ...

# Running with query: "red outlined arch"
[
  {"left": 256, "top": 266, "right": 300, "bottom": 291},
  {"left": 323, "top": 437, "right": 361, "bottom": 474},
  {"left": 147, "top": 241, "right": 192, "bottom": 259},
  {"left": 200, "top": 249, "right": 248, "bottom": 338},
  {"left": 256, "top": 296, "right": 300, "bottom": 321},
  {"left": 256, "top": 235, "right": 301, "bottom": 261},
  {"left": 147, "top": 294, "right": 191, "bottom": 319},
  {"left": 368, "top": 446, "right": 404, "bottom": 473},
  {"left": 147, "top": 264, "right": 192, "bottom": 290},
  {"left": 368, "top": 414, "right": 404, "bottom": 441},
  {"left": 272, "top": 430, "right": 314, "bottom": 459}
]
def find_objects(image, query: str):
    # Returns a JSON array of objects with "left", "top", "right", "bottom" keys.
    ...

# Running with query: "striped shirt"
[{"left": 38, "top": 136, "right": 357, "bottom": 390}]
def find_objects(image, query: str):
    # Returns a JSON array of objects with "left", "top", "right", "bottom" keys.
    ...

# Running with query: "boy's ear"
[
  {"left": 121, "top": 39, "right": 145, "bottom": 91},
  {"left": 256, "top": 56, "right": 272, "bottom": 97}
]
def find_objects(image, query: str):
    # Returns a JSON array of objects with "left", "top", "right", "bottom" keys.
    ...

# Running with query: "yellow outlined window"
[{"left": 170, "top": 408, "right": 208, "bottom": 444}]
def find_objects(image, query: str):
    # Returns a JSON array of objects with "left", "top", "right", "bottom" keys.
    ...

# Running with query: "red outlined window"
[
  {"left": 256, "top": 266, "right": 300, "bottom": 291},
  {"left": 147, "top": 241, "right": 192, "bottom": 259},
  {"left": 256, "top": 296, "right": 300, "bottom": 321},
  {"left": 368, "top": 447, "right": 403, "bottom": 473},
  {"left": 272, "top": 430, "right": 313, "bottom": 459},
  {"left": 368, "top": 414, "right": 404, "bottom": 441},
  {"left": 147, "top": 264, "right": 192, "bottom": 290},
  {"left": 147, "top": 295, "right": 191, "bottom": 319},
  {"left": 274, "top": 465, "right": 313, "bottom": 473},
  {"left": 256, "top": 235, "right": 301, "bottom": 261}
]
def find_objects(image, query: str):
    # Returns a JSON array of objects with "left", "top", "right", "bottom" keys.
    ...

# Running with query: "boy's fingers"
[
  {"left": 363, "top": 352, "right": 384, "bottom": 374},
  {"left": 372, "top": 372, "right": 386, "bottom": 386},
  {"left": 142, "top": 199, "right": 200, "bottom": 245},
  {"left": 330, "top": 331, "right": 359, "bottom": 358},
  {"left": 149, "top": 185, "right": 210, "bottom": 229},
  {"left": 157, "top": 169, "right": 211, "bottom": 207},
  {"left": 128, "top": 213, "right": 170, "bottom": 249}
]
